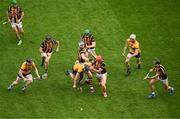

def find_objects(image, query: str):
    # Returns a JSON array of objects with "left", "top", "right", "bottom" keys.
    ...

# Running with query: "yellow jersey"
[
  {"left": 20, "top": 62, "right": 35, "bottom": 75},
  {"left": 73, "top": 63, "right": 84, "bottom": 73},
  {"left": 127, "top": 39, "right": 141, "bottom": 54},
  {"left": 40, "top": 40, "right": 58, "bottom": 53}
]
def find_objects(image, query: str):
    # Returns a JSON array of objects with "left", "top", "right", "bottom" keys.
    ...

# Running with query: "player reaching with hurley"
[
  {"left": 39, "top": 35, "right": 60, "bottom": 77},
  {"left": 91, "top": 55, "right": 108, "bottom": 97},
  {"left": 66, "top": 41, "right": 95, "bottom": 92},
  {"left": 77, "top": 40, "right": 89, "bottom": 63},
  {"left": 122, "top": 34, "right": 141, "bottom": 75},
  {"left": 7, "top": 0, "right": 24, "bottom": 45},
  {"left": 144, "top": 59, "right": 174, "bottom": 98},
  {"left": 66, "top": 62, "right": 94, "bottom": 92},
  {"left": 81, "top": 29, "right": 96, "bottom": 58},
  {"left": 8, "top": 58, "right": 41, "bottom": 92}
]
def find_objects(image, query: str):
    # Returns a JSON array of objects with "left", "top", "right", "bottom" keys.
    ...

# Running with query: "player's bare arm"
[
  {"left": 55, "top": 40, "right": 60, "bottom": 52},
  {"left": 39, "top": 47, "right": 46, "bottom": 56},
  {"left": 86, "top": 42, "right": 96, "bottom": 48},
  {"left": 39, "top": 47, "right": 43, "bottom": 53},
  {"left": 149, "top": 67, "right": 155, "bottom": 72},
  {"left": 146, "top": 73, "right": 159, "bottom": 80},
  {"left": 92, "top": 67, "right": 102, "bottom": 74},
  {"left": 81, "top": 53, "right": 89, "bottom": 62},
  {"left": 6, "top": 11, "right": 11, "bottom": 22},
  {"left": 34, "top": 66, "right": 41, "bottom": 79},
  {"left": 130, "top": 49, "right": 139, "bottom": 58},
  {"left": 17, "top": 11, "right": 24, "bottom": 23},
  {"left": 18, "top": 69, "right": 27, "bottom": 80}
]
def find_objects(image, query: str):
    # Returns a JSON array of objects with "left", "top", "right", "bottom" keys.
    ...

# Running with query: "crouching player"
[
  {"left": 144, "top": 60, "right": 174, "bottom": 98},
  {"left": 92, "top": 55, "right": 108, "bottom": 97},
  {"left": 122, "top": 34, "right": 141, "bottom": 75},
  {"left": 8, "top": 58, "right": 41, "bottom": 92},
  {"left": 66, "top": 62, "right": 95, "bottom": 93}
]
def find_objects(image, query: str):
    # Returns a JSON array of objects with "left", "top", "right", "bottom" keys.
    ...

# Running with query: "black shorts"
[{"left": 72, "top": 70, "right": 84, "bottom": 80}]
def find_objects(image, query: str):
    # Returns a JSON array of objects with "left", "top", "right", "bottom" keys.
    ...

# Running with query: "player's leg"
[
  {"left": 85, "top": 50, "right": 89, "bottom": 58},
  {"left": 17, "top": 22, "right": 24, "bottom": 34},
  {"left": 73, "top": 72, "right": 80, "bottom": 88},
  {"left": 22, "top": 74, "right": 33, "bottom": 92},
  {"left": 66, "top": 69, "right": 75, "bottom": 80},
  {"left": 77, "top": 72, "right": 84, "bottom": 92},
  {"left": 70, "top": 71, "right": 75, "bottom": 79},
  {"left": 86, "top": 71, "right": 95, "bottom": 93},
  {"left": 125, "top": 53, "right": 133, "bottom": 75},
  {"left": 8, "top": 75, "right": 21, "bottom": 91},
  {"left": 16, "top": 22, "right": 24, "bottom": 45},
  {"left": 44, "top": 57, "right": 49, "bottom": 73},
  {"left": 136, "top": 53, "right": 141, "bottom": 69},
  {"left": 40, "top": 52, "right": 47, "bottom": 66},
  {"left": 88, "top": 48, "right": 96, "bottom": 58},
  {"left": 44, "top": 53, "right": 52, "bottom": 74},
  {"left": 100, "top": 73, "right": 108, "bottom": 97},
  {"left": 148, "top": 78, "right": 159, "bottom": 98},
  {"left": 66, "top": 65, "right": 77, "bottom": 80},
  {"left": 41, "top": 57, "right": 45, "bottom": 66},
  {"left": 96, "top": 74, "right": 101, "bottom": 85},
  {"left": 162, "top": 78, "right": 174, "bottom": 95},
  {"left": 11, "top": 23, "right": 21, "bottom": 40}
]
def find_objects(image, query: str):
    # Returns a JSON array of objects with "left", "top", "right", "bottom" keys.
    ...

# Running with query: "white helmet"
[
  {"left": 130, "top": 34, "right": 136, "bottom": 40},
  {"left": 79, "top": 40, "right": 85, "bottom": 46}
]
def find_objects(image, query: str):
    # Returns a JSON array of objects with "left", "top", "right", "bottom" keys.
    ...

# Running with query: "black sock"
[
  {"left": 23, "top": 86, "right": 27, "bottom": 88},
  {"left": 10, "top": 84, "right": 13, "bottom": 88},
  {"left": 41, "top": 57, "right": 45, "bottom": 66},
  {"left": 44, "top": 70, "right": 48, "bottom": 73}
]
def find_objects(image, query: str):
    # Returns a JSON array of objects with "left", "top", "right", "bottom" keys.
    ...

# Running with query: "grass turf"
[{"left": 0, "top": 0, "right": 180, "bottom": 118}]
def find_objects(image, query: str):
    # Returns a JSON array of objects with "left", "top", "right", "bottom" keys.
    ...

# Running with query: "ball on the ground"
[
  {"left": 42, "top": 73, "right": 48, "bottom": 79},
  {"left": 80, "top": 108, "right": 83, "bottom": 111}
]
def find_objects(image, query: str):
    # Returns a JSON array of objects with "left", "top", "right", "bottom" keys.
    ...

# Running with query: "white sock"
[{"left": 151, "top": 92, "right": 155, "bottom": 95}]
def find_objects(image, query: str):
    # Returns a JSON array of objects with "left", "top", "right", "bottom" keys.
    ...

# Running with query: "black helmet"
[
  {"left": 154, "top": 59, "right": 161, "bottom": 64},
  {"left": 84, "top": 64, "right": 90, "bottom": 72},
  {"left": 45, "top": 35, "right": 52, "bottom": 42},
  {"left": 26, "top": 57, "right": 33, "bottom": 64}
]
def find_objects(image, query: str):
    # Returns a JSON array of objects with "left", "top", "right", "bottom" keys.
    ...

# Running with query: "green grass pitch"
[{"left": 0, "top": 0, "right": 180, "bottom": 118}]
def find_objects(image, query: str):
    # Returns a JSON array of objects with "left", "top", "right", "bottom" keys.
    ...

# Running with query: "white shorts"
[
  {"left": 41, "top": 52, "right": 52, "bottom": 62},
  {"left": 96, "top": 73, "right": 107, "bottom": 79},
  {"left": 158, "top": 77, "right": 168, "bottom": 85},
  {"left": 87, "top": 48, "right": 95, "bottom": 54},
  {"left": 24, "top": 74, "right": 33, "bottom": 82},
  {"left": 11, "top": 22, "right": 23, "bottom": 29}
]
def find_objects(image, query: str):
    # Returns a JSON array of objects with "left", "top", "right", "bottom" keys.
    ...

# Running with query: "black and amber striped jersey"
[
  {"left": 82, "top": 34, "right": 95, "bottom": 47},
  {"left": 40, "top": 40, "right": 57, "bottom": 53},
  {"left": 78, "top": 48, "right": 86, "bottom": 63},
  {"left": 93, "top": 61, "right": 107, "bottom": 74},
  {"left": 8, "top": 5, "right": 23, "bottom": 23},
  {"left": 153, "top": 65, "right": 168, "bottom": 79},
  {"left": 99, "top": 62, "right": 106, "bottom": 74}
]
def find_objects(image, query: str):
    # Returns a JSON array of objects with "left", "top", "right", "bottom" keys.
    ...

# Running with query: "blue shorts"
[{"left": 130, "top": 52, "right": 141, "bottom": 58}]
